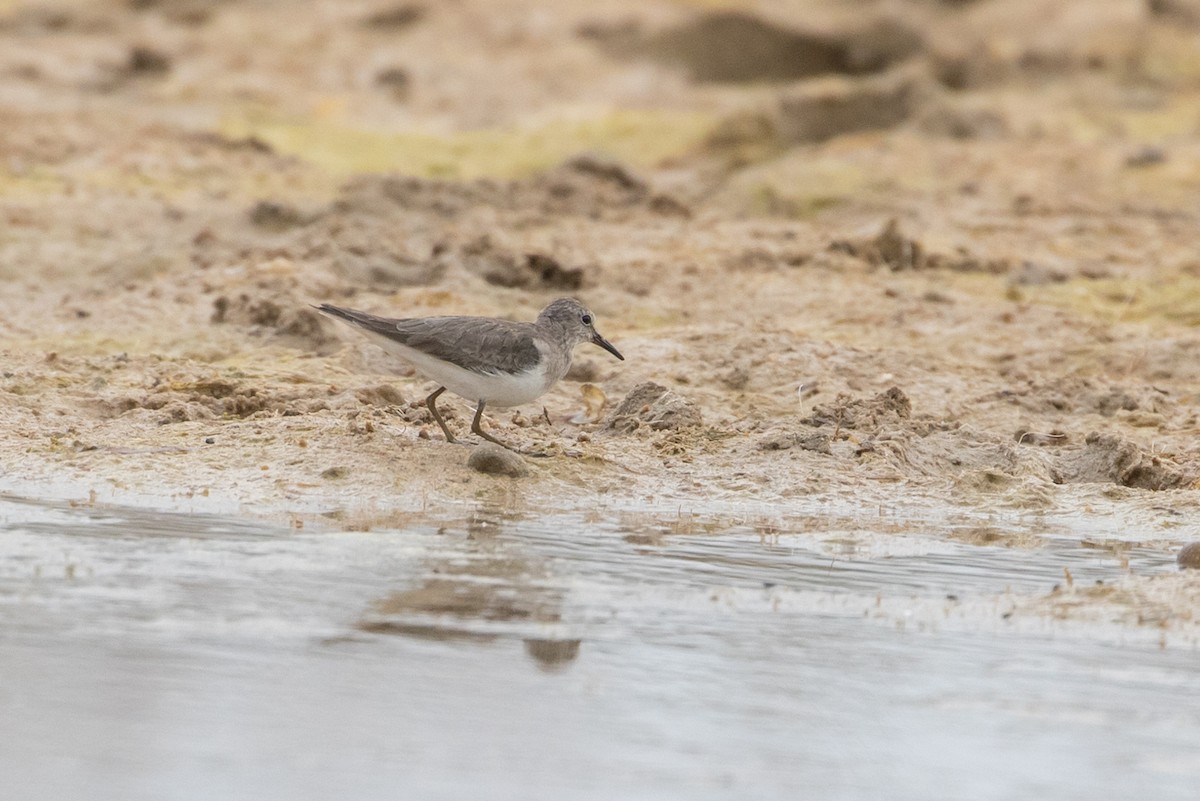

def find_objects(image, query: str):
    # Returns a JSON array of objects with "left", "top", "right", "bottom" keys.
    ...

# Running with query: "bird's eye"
[{"left": 581, "top": 314, "right": 592, "bottom": 325}]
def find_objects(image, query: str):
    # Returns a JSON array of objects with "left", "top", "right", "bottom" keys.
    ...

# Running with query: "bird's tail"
[
  {"left": 314, "top": 303, "right": 380, "bottom": 329},
  {"left": 314, "top": 304, "right": 409, "bottom": 342}
]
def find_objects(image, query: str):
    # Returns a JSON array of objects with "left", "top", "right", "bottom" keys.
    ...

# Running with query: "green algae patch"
[
  {"left": 0, "top": 166, "right": 70, "bottom": 199},
  {"left": 1135, "top": 27, "right": 1200, "bottom": 88},
  {"left": 1116, "top": 93, "right": 1200, "bottom": 141},
  {"left": 217, "top": 109, "right": 716, "bottom": 178},
  {"left": 1034, "top": 275, "right": 1200, "bottom": 328},
  {"left": 725, "top": 156, "right": 869, "bottom": 218}
]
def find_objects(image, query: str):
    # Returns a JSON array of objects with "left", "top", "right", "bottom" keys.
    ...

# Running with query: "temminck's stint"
[{"left": 316, "top": 298, "right": 624, "bottom": 449}]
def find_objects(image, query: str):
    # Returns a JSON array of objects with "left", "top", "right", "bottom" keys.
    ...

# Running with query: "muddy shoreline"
[{"left": 2, "top": 0, "right": 1200, "bottom": 634}]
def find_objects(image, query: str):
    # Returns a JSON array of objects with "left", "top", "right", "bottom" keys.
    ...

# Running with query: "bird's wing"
[{"left": 318, "top": 305, "right": 542, "bottom": 375}]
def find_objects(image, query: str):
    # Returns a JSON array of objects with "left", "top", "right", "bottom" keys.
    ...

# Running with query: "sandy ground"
[{"left": 3, "top": 0, "right": 1200, "bottom": 630}]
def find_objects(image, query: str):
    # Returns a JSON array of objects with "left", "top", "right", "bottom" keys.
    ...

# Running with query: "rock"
[
  {"left": 467, "top": 444, "right": 529, "bottom": 477},
  {"left": 1178, "top": 542, "right": 1200, "bottom": 569},
  {"left": 606, "top": 382, "right": 701, "bottom": 433},
  {"left": 524, "top": 639, "right": 581, "bottom": 671}
]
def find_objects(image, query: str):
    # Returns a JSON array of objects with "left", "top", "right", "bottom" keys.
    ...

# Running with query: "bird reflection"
[{"left": 357, "top": 501, "right": 582, "bottom": 670}]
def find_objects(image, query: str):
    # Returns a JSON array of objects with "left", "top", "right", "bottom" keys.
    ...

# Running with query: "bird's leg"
[
  {"left": 425, "top": 386, "right": 457, "bottom": 443},
  {"left": 470, "top": 400, "right": 514, "bottom": 450}
]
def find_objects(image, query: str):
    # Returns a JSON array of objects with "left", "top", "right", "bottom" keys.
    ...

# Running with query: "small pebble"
[
  {"left": 1177, "top": 542, "right": 1200, "bottom": 569},
  {"left": 467, "top": 443, "right": 528, "bottom": 478}
]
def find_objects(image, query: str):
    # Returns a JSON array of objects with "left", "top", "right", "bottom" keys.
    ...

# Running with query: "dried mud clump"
[
  {"left": 1050, "top": 432, "right": 1192, "bottom": 490},
  {"left": 248, "top": 200, "right": 315, "bottom": 231},
  {"left": 531, "top": 156, "right": 690, "bottom": 219},
  {"left": 803, "top": 386, "right": 911, "bottom": 432},
  {"left": 353, "top": 384, "right": 405, "bottom": 408},
  {"left": 831, "top": 218, "right": 925, "bottom": 270},
  {"left": 606, "top": 382, "right": 701, "bottom": 433},
  {"left": 757, "top": 430, "right": 832, "bottom": 454},
  {"left": 316, "top": 215, "right": 444, "bottom": 288},
  {"left": 212, "top": 294, "right": 339, "bottom": 353},
  {"left": 459, "top": 236, "right": 584, "bottom": 289},
  {"left": 124, "top": 377, "right": 331, "bottom": 424}
]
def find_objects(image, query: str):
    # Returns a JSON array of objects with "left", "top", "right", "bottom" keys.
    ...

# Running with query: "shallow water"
[{"left": 1, "top": 493, "right": 1196, "bottom": 801}]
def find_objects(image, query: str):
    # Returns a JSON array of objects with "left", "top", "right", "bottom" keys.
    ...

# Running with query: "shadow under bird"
[{"left": 315, "top": 298, "right": 624, "bottom": 450}]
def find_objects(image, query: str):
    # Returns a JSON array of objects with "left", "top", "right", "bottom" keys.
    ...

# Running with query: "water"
[{"left": 1, "top": 493, "right": 1196, "bottom": 800}]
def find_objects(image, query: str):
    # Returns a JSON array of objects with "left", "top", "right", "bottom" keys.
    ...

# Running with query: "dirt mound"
[
  {"left": 337, "top": 156, "right": 688, "bottom": 222},
  {"left": 97, "top": 376, "right": 332, "bottom": 424},
  {"left": 992, "top": 378, "right": 1174, "bottom": 419},
  {"left": 607, "top": 11, "right": 922, "bottom": 83},
  {"left": 1050, "top": 432, "right": 1193, "bottom": 490},
  {"left": 831, "top": 218, "right": 1010, "bottom": 273},
  {"left": 777, "top": 67, "right": 932, "bottom": 143},
  {"left": 458, "top": 236, "right": 585, "bottom": 290},
  {"left": 211, "top": 293, "right": 340, "bottom": 353},
  {"left": 606, "top": 382, "right": 701, "bottom": 433},
  {"left": 803, "top": 386, "right": 912, "bottom": 432},
  {"left": 789, "top": 388, "right": 1062, "bottom": 485}
]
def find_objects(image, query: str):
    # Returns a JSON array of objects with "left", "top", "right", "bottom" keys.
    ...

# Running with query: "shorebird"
[{"left": 316, "top": 298, "right": 624, "bottom": 449}]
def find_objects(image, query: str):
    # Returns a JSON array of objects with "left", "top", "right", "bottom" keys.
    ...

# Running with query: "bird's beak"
[{"left": 591, "top": 331, "right": 624, "bottom": 361}]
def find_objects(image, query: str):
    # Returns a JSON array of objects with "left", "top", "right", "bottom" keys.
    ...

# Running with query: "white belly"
[{"left": 362, "top": 332, "right": 549, "bottom": 407}]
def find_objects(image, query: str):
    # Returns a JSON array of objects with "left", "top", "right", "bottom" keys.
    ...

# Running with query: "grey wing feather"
[{"left": 316, "top": 304, "right": 542, "bottom": 374}]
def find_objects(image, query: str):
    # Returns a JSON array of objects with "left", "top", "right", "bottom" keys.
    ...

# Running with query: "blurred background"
[{"left": 4, "top": 0, "right": 1199, "bottom": 207}]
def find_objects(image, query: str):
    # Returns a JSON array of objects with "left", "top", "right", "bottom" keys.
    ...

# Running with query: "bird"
[{"left": 315, "top": 298, "right": 624, "bottom": 450}]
